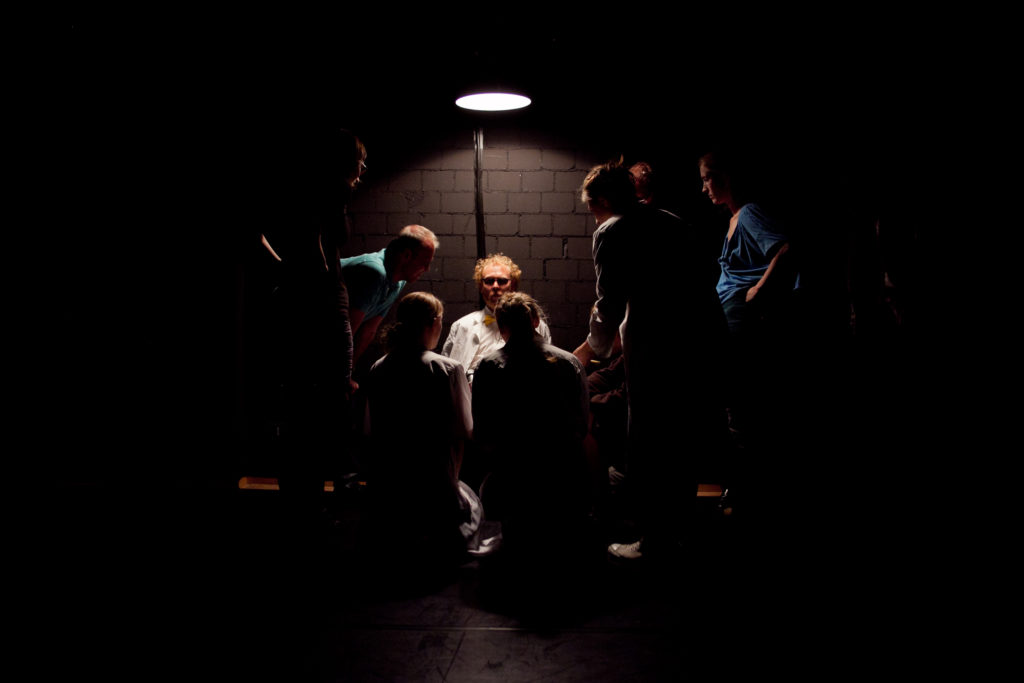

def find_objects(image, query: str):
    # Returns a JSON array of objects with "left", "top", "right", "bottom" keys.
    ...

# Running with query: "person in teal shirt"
[{"left": 339, "top": 224, "right": 438, "bottom": 384}]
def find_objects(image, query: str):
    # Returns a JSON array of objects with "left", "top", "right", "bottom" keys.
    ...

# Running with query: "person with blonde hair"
[{"left": 442, "top": 253, "right": 551, "bottom": 382}]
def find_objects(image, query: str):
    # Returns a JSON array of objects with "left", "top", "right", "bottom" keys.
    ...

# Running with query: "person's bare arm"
[
  {"left": 261, "top": 233, "right": 282, "bottom": 262},
  {"left": 573, "top": 340, "right": 597, "bottom": 365},
  {"left": 746, "top": 242, "right": 790, "bottom": 303},
  {"left": 352, "top": 313, "right": 383, "bottom": 366}
]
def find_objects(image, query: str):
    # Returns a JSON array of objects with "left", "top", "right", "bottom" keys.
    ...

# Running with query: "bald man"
[{"left": 340, "top": 225, "right": 439, "bottom": 375}]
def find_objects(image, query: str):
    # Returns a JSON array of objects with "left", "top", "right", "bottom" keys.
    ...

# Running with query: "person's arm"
[
  {"left": 572, "top": 356, "right": 591, "bottom": 440},
  {"left": 450, "top": 362, "right": 473, "bottom": 478},
  {"left": 341, "top": 256, "right": 372, "bottom": 372},
  {"left": 538, "top": 318, "right": 553, "bottom": 345},
  {"left": 441, "top": 318, "right": 461, "bottom": 358},
  {"left": 745, "top": 242, "right": 790, "bottom": 303},
  {"left": 573, "top": 330, "right": 622, "bottom": 364},
  {"left": 352, "top": 312, "right": 383, "bottom": 366},
  {"left": 584, "top": 220, "right": 628, "bottom": 359},
  {"left": 260, "top": 233, "right": 282, "bottom": 262},
  {"left": 588, "top": 354, "right": 626, "bottom": 404},
  {"left": 573, "top": 339, "right": 597, "bottom": 365}
]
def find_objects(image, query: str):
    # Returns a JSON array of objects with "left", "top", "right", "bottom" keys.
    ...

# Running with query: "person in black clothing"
[
  {"left": 253, "top": 127, "right": 367, "bottom": 533},
  {"left": 472, "top": 293, "right": 591, "bottom": 558},
  {"left": 361, "top": 291, "right": 473, "bottom": 563},
  {"left": 573, "top": 161, "right": 729, "bottom": 562}
]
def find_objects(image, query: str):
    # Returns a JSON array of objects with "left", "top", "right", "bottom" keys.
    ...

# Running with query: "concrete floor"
[{"left": 47, "top": 473, "right": 899, "bottom": 682}]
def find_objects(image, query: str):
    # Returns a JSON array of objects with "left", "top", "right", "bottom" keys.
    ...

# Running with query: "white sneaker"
[
  {"left": 607, "top": 538, "right": 643, "bottom": 561},
  {"left": 466, "top": 533, "right": 502, "bottom": 557}
]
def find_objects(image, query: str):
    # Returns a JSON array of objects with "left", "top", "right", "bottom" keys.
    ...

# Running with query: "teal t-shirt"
[{"left": 339, "top": 249, "right": 406, "bottom": 318}]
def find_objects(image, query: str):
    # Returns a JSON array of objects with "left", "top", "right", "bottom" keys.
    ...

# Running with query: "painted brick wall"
[{"left": 344, "top": 124, "right": 607, "bottom": 357}]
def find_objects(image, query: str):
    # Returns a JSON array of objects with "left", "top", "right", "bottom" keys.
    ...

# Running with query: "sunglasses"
[{"left": 482, "top": 277, "right": 510, "bottom": 286}]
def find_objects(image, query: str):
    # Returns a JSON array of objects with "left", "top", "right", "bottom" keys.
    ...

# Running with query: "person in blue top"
[
  {"left": 699, "top": 150, "right": 797, "bottom": 469},
  {"left": 699, "top": 152, "right": 793, "bottom": 336},
  {"left": 339, "top": 224, "right": 438, "bottom": 384}
]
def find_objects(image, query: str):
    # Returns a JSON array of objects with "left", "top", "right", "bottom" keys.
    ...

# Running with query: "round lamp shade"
[{"left": 455, "top": 92, "right": 531, "bottom": 111}]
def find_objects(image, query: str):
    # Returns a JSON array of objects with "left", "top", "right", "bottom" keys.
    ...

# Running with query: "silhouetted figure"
[
  {"left": 254, "top": 128, "right": 366, "bottom": 533},
  {"left": 573, "top": 161, "right": 729, "bottom": 563},
  {"left": 632, "top": 158, "right": 724, "bottom": 307},
  {"left": 473, "top": 292, "right": 591, "bottom": 602},
  {"left": 361, "top": 292, "right": 474, "bottom": 568}
]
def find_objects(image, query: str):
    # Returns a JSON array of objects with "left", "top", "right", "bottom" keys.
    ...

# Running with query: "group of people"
[
  {"left": 252, "top": 127, "right": 798, "bottom": 571},
  {"left": 572, "top": 154, "right": 798, "bottom": 561}
]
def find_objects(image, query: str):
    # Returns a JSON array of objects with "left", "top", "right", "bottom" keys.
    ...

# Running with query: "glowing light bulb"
[{"left": 455, "top": 93, "right": 531, "bottom": 111}]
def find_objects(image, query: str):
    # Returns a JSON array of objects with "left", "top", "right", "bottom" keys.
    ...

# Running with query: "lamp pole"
[
  {"left": 458, "top": 94, "right": 530, "bottom": 260},
  {"left": 473, "top": 126, "right": 486, "bottom": 259}
]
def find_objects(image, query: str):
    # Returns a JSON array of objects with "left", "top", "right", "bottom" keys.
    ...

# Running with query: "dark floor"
[{"left": 48, "top": 472, "right": 901, "bottom": 682}]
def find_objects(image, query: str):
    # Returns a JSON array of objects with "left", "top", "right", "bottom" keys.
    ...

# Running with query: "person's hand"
[
  {"left": 573, "top": 341, "right": 596, "bottom": 365},
  {"left": 348, "top": 378, "right": 360, "bottom": 397},
  {"left": 745, "top": 285, "right": 760, "bottom": 303}
]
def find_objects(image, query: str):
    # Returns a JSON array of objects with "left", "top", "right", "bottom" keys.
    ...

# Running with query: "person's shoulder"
[
  {"left": 340, "top": 251, "right": 387, "bottom": 284},
  {"left": 594, "top": 215, "right": 623, "bottom": 236},
  {"left": 635, "top": 203, "right": 679, "bottom": 219},
  {"left": 424, "top": 350, "right": 466, "bottom": 374},
  {"left": 475, "top": 347, "right": 509, "bottom": 370},
  {"left": 738, "top": 202, "right": 769, "bottom": 221},
  {"left": 654, "top": 206, "right": 684, "bottom": 222},
  {"left": 543, "top": 343, "right": 584, "bottom": 369},
  {"left": 366, "top": 352, "right": 390, "bottom": 378},
  {"left": 645, "top": 205, "right": 686, "bottom": 233},
  {"left": 739, "top": 203, "right": 787, "bottom": 236},
  {"left": 340, "top": 249, "right": 385, "bottom": 269},
  {"left": 452, "top": 309, "right": 485, "bottom": 327},
  {"left": 541, "top": 343, "right": 571, "bottom": 359}
]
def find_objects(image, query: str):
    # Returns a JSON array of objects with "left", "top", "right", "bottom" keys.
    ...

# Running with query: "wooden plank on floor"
[
  {"left": 697, "top": 483, "right": 723, "bottom": 497},
  {"left": 238, "top": 476, "right": 335, "bottom": 492},
  {"left": 238, "top": 477, "right": 721, "bottom": 497}
]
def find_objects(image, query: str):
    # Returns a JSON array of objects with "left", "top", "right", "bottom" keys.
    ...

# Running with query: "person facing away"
[
  {"left": 339, "top": 224, "right": 439, "bottom": 380},
  {"left": 572, "top": 160, "right": 729, "bottom": 563},
  {"left": 630, "top": 160, "right": 657, "bottom": 206},
  {"left": 441, "top": 253, "right": 552, "bottom": 383},
  {"left": 631, "top": 158, "right": 723, "bottom": 291},
  {"left": 361, "top": 291, "right": 473, "bottom": 559},
  {"left": 472, "top": 292, "right": 591, "bottom": 557}
]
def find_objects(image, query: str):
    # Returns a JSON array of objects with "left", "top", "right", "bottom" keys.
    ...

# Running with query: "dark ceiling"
[
  {"left": 66, "top": 12, "right": 932, "bottom": 155},
  {"left": 64, "top": 11, "right": 950, "bottom": 231}
]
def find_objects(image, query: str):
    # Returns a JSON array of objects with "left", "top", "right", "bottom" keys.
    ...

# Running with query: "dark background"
[
  {"left": 51, "top": 11, "right": 953, "bottom": 485},
  {"left": 36, "top": 13, "right": 985, "bottom": 681}
]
